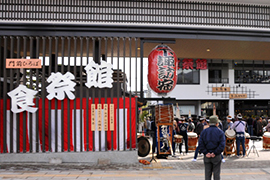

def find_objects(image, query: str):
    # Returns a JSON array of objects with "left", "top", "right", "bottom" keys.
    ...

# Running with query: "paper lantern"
[{"left": 148, "top": 45, "right": 178, "bottom": 95}]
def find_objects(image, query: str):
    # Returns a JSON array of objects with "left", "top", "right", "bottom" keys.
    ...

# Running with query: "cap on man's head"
[
  {"left": 237, "top": 114, "right": 242, "bottom": 120},
  {"left": 174, "top": 117, "right": 179, "bottom": 121},
  {"left": 200, "top": 117, "right": 205, "bottom": 121},
  {"left": 227, "top": 115, "right": 232, "bottom": 120},
  {"left": 209, "top": 115, "right": 219, "bottom": 124}
]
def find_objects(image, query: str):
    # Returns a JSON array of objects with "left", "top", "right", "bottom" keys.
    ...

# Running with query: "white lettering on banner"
[
  {"left": 7, "top": 84, "right": 38, "bottom": 113},
  {"left": 46, "top": 72, "right": 76, "bottom": 100},
  {"left": 84, "top": 60, "right": 113, "bottom": 88}
]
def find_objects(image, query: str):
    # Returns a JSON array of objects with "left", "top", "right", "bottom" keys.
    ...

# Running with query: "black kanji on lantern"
[
  {"left": 158, "top": 66, "right": 175, "bottom": 79},
  {"left": 157, "top": 79, "right": 174, "bottom": 91}
]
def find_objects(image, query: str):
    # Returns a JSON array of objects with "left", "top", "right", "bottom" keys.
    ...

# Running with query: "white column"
[
  {"left": 197, "top": 100, "right": 201, "bottom": 116},
  {"left": 229, "top": 99, "right": 234, "bottom": 117}
]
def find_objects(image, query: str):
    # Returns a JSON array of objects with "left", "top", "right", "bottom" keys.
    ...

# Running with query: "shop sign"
[
  {"left": 7, "top": 60, "right": 114, "bottom": 113},
  {"left": 6, "top": 59, "right": 42, "bottom": 69},
  {"left": 179, "top": 58, "right": 207, "bottom": 70},
  {"left": 46, "top": 72, "right": 76, "bottom": 100},
  {"left": 148, "top": 45, "right": 178, "bottom": 95},
  {"left": 229, "top": 94, "right": 247, "bottom": 99},
  {"left": 212, "top": 87, "right": 231, "bottom": 92},
  {"left": 7, "top": 84, "right": 38, "bottom": 113}
]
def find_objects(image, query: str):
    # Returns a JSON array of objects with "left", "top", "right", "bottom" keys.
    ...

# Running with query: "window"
[
  {"left": 208, "top": 62, "right": 229, "bottom": 83},
  {"left": 234, "top": 60, "right": 270, "bottom": 83},
  {"left": 209, "top": 70, "right": 221, "bottom": 83},
  {"left": 176, "top": 69, "right": 200, "bottom": 84}
]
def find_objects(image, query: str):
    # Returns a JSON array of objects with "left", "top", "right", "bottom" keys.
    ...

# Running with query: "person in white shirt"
[
  {"left": 227, "top": 116, "right": 233, "bottom": 129},
  {"left": 230, "top": 114, "right": 246, "bottom": 157}
]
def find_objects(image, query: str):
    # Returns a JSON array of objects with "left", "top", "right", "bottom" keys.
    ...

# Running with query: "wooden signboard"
[
  {"left": 97, "top": 104, "right": 102, "bottom": 131},
  {"left": 103, "top": 104, "right": 108, "bottom": 131},
  {"left": 91, "top": 104, "right": 95, "bottom": 131},
  {"left": 110, "top": 104, "right": 114, "bottom": 131},
  {"left": 212, "top": 87, "right": 231, "bottom": 92},
  {"left": 6, "top": 59, "right": 42, "bottom": 69},
  {"left": 229, "top": 94, "right": 247, "bottom": 99}
]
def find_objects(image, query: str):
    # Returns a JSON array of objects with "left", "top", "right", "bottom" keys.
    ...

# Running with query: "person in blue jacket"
[{"left": 197, "top": 115, "right": 225, "bottom": 180}]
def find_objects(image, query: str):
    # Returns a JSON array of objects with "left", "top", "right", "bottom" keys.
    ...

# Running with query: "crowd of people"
[
  {"left": 141, "top": 113, "right": 270, "bottom": 157},
  {"left": 172, "top": 115, "right": 225, "bottom": 180},
  {"left": 224, "top": 115, "right": 270, "bottom": 136},
  {"left": 173, "top": 114, "right": 270, "bottom": 150},
  {"left": 142, "top": 113, "right": 270, "bottom": 180},
  {"left": 172, "top": 115, "right": 269, "bottom": 163}
]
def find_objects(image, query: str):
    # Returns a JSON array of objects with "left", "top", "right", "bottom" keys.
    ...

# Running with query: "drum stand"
[
  {"left": 224, "top": 138, "right": 235, "bottom": 156},
  {"left": 247, "top": 138, "right": 260, "bottom": 157},
  {"left": 150, "top": 149, "right": 157, "bottom": 162},
  {"left": 149, "top": 131, "right": 157, "bottom": 163}
]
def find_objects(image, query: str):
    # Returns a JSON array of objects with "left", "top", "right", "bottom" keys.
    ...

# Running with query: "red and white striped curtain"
[{"left": 0, "top": 97, "right": 137, "bottom": 153}]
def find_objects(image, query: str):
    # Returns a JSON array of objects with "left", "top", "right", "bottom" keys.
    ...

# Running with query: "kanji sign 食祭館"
[{"left": 7, "top": 60, "right": 113, "bottom": 113}]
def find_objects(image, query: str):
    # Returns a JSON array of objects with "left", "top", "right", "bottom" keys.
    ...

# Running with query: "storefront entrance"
[
  {"left": 201, "top": 101, "right": 228, "bottom": 119},
  {"left": 235, "top": 100, "right": 270, "bottom": 118}
]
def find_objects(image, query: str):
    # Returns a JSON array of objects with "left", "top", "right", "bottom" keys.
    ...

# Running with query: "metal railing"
[
  {"left": 0, "top": 36, "right": 139, "bottom": 153},
  {"left": 0, "top": 0, "right": 270, "bottom": 29}
]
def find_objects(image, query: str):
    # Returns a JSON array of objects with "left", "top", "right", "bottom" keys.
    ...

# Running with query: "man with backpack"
[{"left": 178, "top": 117, "right": 189, "bottom": 155}]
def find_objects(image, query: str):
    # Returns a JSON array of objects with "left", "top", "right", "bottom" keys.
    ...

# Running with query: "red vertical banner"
[
  {"left": 0, "top": 97, "right": 136, "bottom": 153},
  {"left": 0, "top": 99, "right": 30, "bottom": 153}
]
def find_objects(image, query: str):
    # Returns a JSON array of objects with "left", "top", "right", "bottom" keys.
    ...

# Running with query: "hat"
[
  {"left": 174, "top": 117, "right": 179, "bottom": 121},
  {"left": 237, "top": 114, "right": 242, "bottom": 120},
  {"left": 199, "top": 117, "right": 205, "bottom": 121},
  {"left": 209, "top": 115, "right": 219, "bottom": 124},
  {"left": 227, "top": 115, "right": 232, "bottom": 120}
]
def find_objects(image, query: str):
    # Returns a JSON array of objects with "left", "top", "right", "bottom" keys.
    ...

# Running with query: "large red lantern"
[{"left": 148, "top": 45, "right": 178, "bottom": 95}]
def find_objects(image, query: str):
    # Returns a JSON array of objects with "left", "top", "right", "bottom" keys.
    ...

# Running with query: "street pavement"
[{"left": 0, "top": 139, "right": 270, "bottom": 179}]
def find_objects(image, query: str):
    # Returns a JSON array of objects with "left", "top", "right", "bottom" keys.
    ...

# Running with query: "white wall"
[{"left": 151, "top": 67, "right": 270, "bottom": 100}]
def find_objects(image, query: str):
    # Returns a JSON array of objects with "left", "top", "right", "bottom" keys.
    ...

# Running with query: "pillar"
[{"left": 229, "top": 99, "right": 234, "bottom": 117}]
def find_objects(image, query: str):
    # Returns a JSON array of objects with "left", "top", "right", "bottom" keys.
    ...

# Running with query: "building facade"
[{"left": 1, "top": 0, "right": 270, "bottom": 162}]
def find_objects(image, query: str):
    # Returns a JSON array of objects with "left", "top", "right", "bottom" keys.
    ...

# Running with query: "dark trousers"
[
  {"left": 236, "top": 136, "right": 246, "bottom": 156},
  {"left": 247, "top": 125, "right": 253, "bottom": 136},
  {"left": 194, "top": 136, "right": 201, "bottom": 159},
  {"left": 194, "top": 146, "right": 200, "bottom": 159},
  {"left": 204, "top": 154, "right": 222, "bottom": 180},
  {"left": 179, "top": 132, "right": 188, "bottom": 153},
  {"left": 172, "top": 130, "right": 176, "bottom": 154}
]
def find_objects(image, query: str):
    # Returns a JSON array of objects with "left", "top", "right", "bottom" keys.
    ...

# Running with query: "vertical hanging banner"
[
  {"left": 103, "top": 104, "right": 108, "bottom": 131},
  {"left": 110, "top": 104, "right": 114, "bottom": 131},
  {"left": 91, "top": 104, "right": 95, "bottom": 131},
  {"left": 97, "top": 104, "right": 102, "bottom": 131},
  {"left": 148, "top": 45, "right": 178, "bottom": 96}
]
